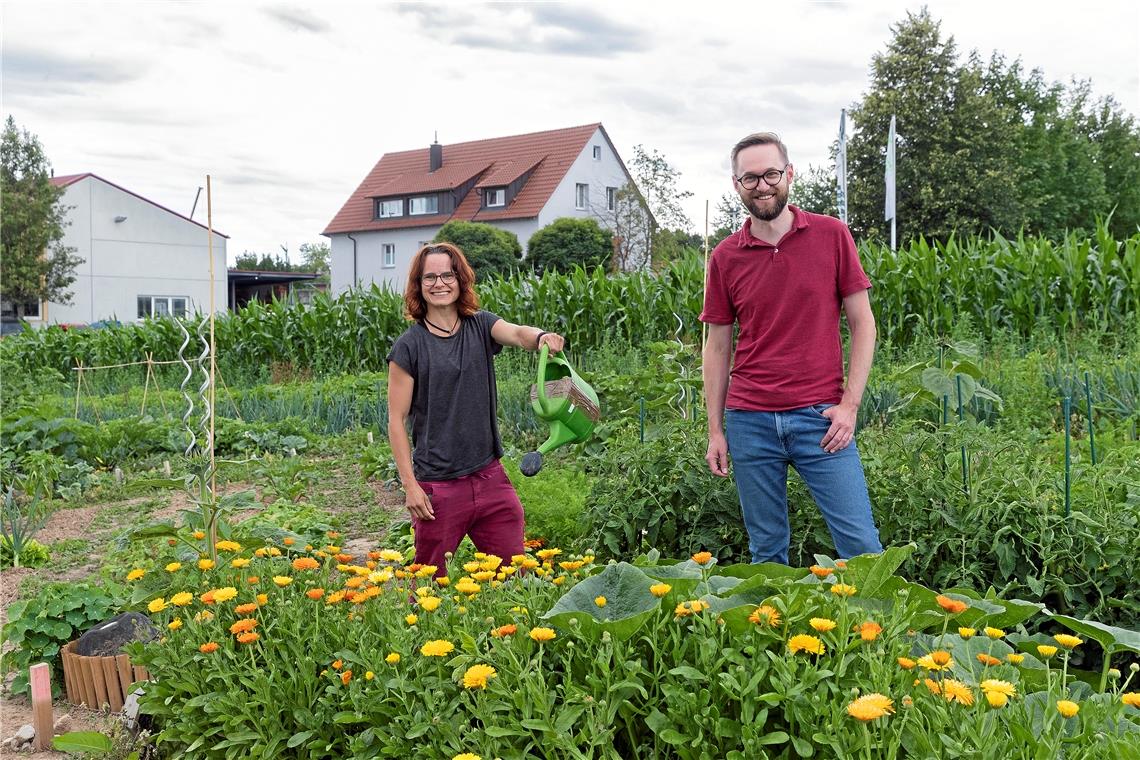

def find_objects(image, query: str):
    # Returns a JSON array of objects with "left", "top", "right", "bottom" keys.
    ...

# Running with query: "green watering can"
[{"left": 520, "top": 344, "right": 601, "bottom": 477}]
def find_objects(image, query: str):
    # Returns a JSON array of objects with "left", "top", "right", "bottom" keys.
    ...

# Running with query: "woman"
[{"left": 387, "top": 242, "right": 565, "bottom": 577}]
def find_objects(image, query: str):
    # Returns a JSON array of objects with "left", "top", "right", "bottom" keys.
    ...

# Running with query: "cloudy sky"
[{"left": 5, "top": 1, "right": 1138, "bottom": 261}]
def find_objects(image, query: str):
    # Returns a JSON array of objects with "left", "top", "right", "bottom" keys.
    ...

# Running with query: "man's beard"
[{"left": 740, "top": 187, "right": 788, "bottom": 221}]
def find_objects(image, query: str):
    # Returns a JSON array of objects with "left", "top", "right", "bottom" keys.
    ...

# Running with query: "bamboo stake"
[
  {"left": 73, "top": 359, "right": 84, "bottom": 418},
  {"left": 207, "top": 176, "right": 219, "bottom": 547},
  {"left": 140, "top": 352, "right": 153, "bottom": 416}
]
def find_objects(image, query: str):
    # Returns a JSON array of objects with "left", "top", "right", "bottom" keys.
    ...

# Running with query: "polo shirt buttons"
[{"left": 774, "top": 248, "right": 779, "bottom": 253}]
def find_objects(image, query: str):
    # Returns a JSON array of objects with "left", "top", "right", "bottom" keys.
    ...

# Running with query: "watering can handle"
[{"left": 536, "top": 344, "right": 550, "bottom": 405}]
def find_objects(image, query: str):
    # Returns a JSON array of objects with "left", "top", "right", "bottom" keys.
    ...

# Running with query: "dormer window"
[
  {"left": 484, "top": 188, "right": 505, "bottom": 208},
  {"left": 377, "top": 199, "right": 403, "bottom": 218},
  {"left": 409, "top": 195, "right": 439, "bottom": 215}
]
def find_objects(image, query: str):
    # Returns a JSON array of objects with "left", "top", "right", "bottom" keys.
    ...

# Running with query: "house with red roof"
[
  {"left": 322, "top": 123, "right": 639, "bottom": 293},
  {"left": 2, "top": 173, "right": 229, "bottom": 327}
]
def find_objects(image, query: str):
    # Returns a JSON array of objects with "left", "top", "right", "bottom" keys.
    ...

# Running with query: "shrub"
[
  {"left": 434, "top": 220, "right": 522, "bottom": 280},
  {"left": 525, "top": 217, "right": 612, "bottom": 275}
]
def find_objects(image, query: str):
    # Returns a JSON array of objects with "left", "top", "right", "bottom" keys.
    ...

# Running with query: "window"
[
  {"left": 138, "top": 296, "right": 188, "bottom": 319},
  {"left": 377, "top": 199, "right": 403, "bottom": 218},
  {"left": 382, "top": 244, "right": 396, "bottom": 268},
  {"left": 575, "top": 183, "right": 589, "bottom": 209},
  {"left": 0, "top": 299, "right": 41, "bottom": 319},
  {"left": 606, "top": 186, "right": 617, "bottom": 211},
  {"left": 484, "top": 188, "right": 505, "bottom": 207},
  {"left": 409, "top": 195, "right": 439, "bottom": 215},
  {"left": 592, "top": 145, "right": 602, "bottom": 160}
]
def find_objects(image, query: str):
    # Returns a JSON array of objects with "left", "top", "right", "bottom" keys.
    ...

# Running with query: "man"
[{"left": 700, "top": 131, "right": 882, "bottom": 564}]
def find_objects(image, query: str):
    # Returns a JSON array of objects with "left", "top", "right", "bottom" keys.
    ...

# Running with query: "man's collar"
[{"left": 736, "top": 205, "right": 809, "bottom": 247}]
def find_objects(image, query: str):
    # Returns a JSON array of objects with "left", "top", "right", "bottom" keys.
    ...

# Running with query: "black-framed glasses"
[
  {"left": 735, "top": 165, "right": 789, "bottom": 190},
  {"left": 421, "top": 271, "right": 457, "bottom": 286}
]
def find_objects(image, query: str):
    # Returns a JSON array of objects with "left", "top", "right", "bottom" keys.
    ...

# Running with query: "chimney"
[{"left": 429, "top": 132, "right": 442, "bottom": 172}]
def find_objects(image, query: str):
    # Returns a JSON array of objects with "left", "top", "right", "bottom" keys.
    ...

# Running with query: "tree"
[
  {"left": 298, "top": 242, "right": 331, "bottom": 276},
  {"left": 433, "top": 220, "right": 521, "bottom": 281},
  {"left": 234, "top": 251, "right": 294, "bottom": 271},
  {"left": 711, "top": 192, "right": 746, "bottom": 242},
  {"left": 525, "top": 217, "right": 612, "bottom": 276},
  {"left": 1, "top": 116, "right": 83, "bottom": 318},
  {"left": 593, "top": 184, "right": 653, "bottom": 271}
]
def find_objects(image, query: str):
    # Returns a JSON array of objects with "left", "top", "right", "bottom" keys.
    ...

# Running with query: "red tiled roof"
[
  {"left": 48, "top": 173, "right": 229, "bottom": 237},
  {"left": 372, "top": 160, "right": 493, "bottom": 197},
  {"left": 323, "top": 123, "right": 604, "bottom": 235}
]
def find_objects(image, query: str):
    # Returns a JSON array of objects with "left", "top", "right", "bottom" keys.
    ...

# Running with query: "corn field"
[{"left": 3, "top": 226, "right": 1137, "bottom": 378}]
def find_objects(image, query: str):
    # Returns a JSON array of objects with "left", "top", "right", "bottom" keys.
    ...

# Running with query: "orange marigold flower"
[
  {"left": 936, "top": 594, "right": 969, "bottom": 614},
  {"left": 234, "top": 603, "right": 258, "bottom": 615},
  {"left": 292, "top": 557, "right": 320, "bottom": 571},
  {"left": 236, "top": 631, "right": 259, "bottom": 644},
  {"left": 229, "top": 618, "right": 259, "bottom": 634},
  {"left": 341, "top": 670, "right": 353, "bottom": 685},
  {"left": 809, "top": 565, "right": 832, "bottom": 578},
  {"left": 897, "top": 657, "right": 916, "bottom": 670},
  {"left": 306, "top": 588, "right": 325, "bottom": 600},
  {"left": 256, "top": 593, "right": 268, "bottom": 605},
  {"left": 1120, "top": 692, "right": 1140, "bottom": 708},
  {"left": 748, "top": 605, "right": 781, "bottom": 627},
  {"left": 326, "top": 590, "right": 346, "bottom": 605},
  {"left": 247, "top": 576, "right": 259, "bottom": 584},
  {"left": 193, "top": 531, "right": 206, "bottom": 540},
  {"left": 345, "top": 577, "right": 365, "bottom": 589},
  {"left": 199, "top": 642, "right": 220, "bottom": 653},
  {"left": 941, "top": 679, "right": 974, "bottom": 706},
  {"left": 834, "top": 560, "right": 847, "bottom": 570},
  {"left": 284, "top": 537, "right": 296, "bottom": 546},
  {"left": 200, "top": 590, "right": 217, "bottom": 605},
  {"left": 977, "top": 653, "right": 1002, "bottom": 667},
  {"left": 336, "top": 553, "right": 353, "bottom": 564},
  {"left": 691, "top": 551, "right": 714, "bottom": 565},
  {"left": 856, "top": 621, "right": 883, "bottom": 641},
  {"left": 492, "top": 624, "right": 518, "bottom": 638}
]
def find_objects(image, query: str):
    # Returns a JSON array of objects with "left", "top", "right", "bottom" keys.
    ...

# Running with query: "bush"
[
  {"left": 434, "top": 220, "right": 521, "bottom": 281},
  {"left": 525, "top": 217, "right": 612, "bottom": 275}
]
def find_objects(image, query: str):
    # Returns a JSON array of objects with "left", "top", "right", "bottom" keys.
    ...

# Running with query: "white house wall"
[
  {"left": 540, "top": 127, "right": 630, "bottom": 230},
  {"left": 43, "top": 177, "right": 227, "bottom": 325}
]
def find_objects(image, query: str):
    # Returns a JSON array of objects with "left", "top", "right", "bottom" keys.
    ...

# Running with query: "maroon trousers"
[{"left": 413, "top": 459, "right": 524, "bottom": 577}]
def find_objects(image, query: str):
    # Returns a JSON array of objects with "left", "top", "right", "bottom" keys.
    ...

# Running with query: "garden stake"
[
  {"left": 1063, "top": 395, "right": 1072, "bottom": 516},
  {"left": 1083, "top": 371, "right": 1097, "bottom": 465},
  {"left": 639, "top": 397, "right": 646, "bottom": 443},
  {"left": 30, "top": 662, "right": 53, "bottom": 750},
  {"left": 955, "top": 374, "right": 968, "bottom": 495}
]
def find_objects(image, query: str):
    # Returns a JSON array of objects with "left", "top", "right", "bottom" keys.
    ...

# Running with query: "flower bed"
[{"left": 126, "top": 540, "right": 1140, "bottom": 759}]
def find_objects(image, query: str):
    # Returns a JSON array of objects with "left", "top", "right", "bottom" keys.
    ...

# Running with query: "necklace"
[{"left": 424, "top": 314, "right": 459, "bottom": 335}]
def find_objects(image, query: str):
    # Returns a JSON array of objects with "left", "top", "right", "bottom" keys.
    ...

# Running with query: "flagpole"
[
  {"left": 837, "top": 109, "right": 848, "bottom": 225},
  {"left": 885, "top": 115, "right": 897, "bottom": 251}
]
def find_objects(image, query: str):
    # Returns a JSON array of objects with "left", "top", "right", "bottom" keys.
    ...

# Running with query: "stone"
[
  {"left": 12, "top": 723, "right": 36, "bottom": 746},
  {"left": 53, "top": 713, "right": 72, "bottom": 733},
  {"left": 76, "top": 612, "right": 159, "bottom": 657}
]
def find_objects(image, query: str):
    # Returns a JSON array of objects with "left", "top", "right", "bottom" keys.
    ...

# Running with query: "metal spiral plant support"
[
  {"left": 177, "top": 317, "right": 198, "bottom": 457},
  {"left": 672, "top": 311, "right": 689, "bottom": 419},
  {"left": 195, "top": 316, "right": 214, "bottom": 455}
]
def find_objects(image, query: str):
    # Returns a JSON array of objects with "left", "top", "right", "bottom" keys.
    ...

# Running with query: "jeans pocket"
[{"left": 810, "top": 403, "right": 835, "bottom": 417}]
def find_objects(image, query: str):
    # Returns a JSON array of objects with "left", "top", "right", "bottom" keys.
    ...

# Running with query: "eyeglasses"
[
  {"left": 735, "top": 165, "right": 789, "bottom": 190},
  {"left": 421, "top": 271, "right": 457, "bottom": 286}
]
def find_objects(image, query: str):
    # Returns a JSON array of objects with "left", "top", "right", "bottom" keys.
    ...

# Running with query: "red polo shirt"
[{"left": 699, "top": 205, "right": 871, "bottom": 411}]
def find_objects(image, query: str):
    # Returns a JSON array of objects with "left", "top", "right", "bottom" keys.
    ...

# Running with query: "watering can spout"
[{"left": 521, "top": 345, "right": 600, "bottom": 476}]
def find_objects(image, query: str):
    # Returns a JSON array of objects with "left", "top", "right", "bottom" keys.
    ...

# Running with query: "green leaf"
[
  {"left": 760, "top": 731, "right": 790, "bottom": 745},
  {"left": 52, "top": 732, "right": 113, "bottom": 753},
  {"left": 668, "top": 665, "right": 705, "bottom": 681},
  {"left": 1048, "top": 614, "right": 1140, "bottom": 655},
  {"left": 844, "top": 544, "right": 915, "bottom": 599},
  {"left": 542, "top": 562, "right": 661, "bottom": 641},
  {"left": 286, "top": 731, "right": 312, "bottom": 748}
]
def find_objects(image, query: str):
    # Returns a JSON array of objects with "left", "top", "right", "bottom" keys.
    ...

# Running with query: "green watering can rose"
[{"left": 520, "top": 344, "right": 600, "bottom": 476}]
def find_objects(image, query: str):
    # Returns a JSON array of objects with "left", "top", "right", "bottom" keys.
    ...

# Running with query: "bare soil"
[{"left": 0, "top": 695, "right": 116, "bottom": 758}]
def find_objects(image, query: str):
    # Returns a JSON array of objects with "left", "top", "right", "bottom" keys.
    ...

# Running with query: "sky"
[{"left": 4, "top": 1, "right": 1138, "bottom": 262}]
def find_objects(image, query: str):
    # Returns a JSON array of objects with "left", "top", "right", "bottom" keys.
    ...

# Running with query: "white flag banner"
[
  {"left": 884, "top": 115, "right": 896, "bottom": 222},
  {"left": 837, "top": 109, "right": 848, "bottom": 224}
]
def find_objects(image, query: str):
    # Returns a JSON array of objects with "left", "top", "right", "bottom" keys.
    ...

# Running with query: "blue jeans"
[{"left": 726, "top": 405, "right": 882, "bottom": 564}]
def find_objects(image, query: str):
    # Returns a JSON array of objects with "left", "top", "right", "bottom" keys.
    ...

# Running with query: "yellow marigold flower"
[
  {"left": 326, "top": 531, "right": 340, "bottom": 539},
  {"left": 436, "top": 576, "right": 451, "bottom": 587},
  {"left": 856, "top": 621, "right": 882, "bottom": 641},
  {"left": 479, "top": 556, "right": 502, "bottom": 571},
  {"left": 1056, "top": 700, "right": 1080, "bottom": 718},
  {"left": 936, "top": 594, "right": 969, "bottom": 614},
  {"left": 193, "top": 531, "right": 205, "bottom": 539},
  {"left": 127, "top": 568, "right": 146, "bottom": 581},
  {"left": 292, "top": 557, "right": 320, "bottom": 571},
  {"left": 165, "top": 562, "right": 182, "bottom": 572},
  {"left": 198, "top": 558, "right": 215, "bottom": 571},
  {"left": 256, "top": 593, "right": 268, "bottom": 605},
  {"left": 365, "top": 671, "right": 374, "bottom": 680},
  {"left": 810, "top": 617, "right": 837, "bottom": 632},
  {"left": 846, "top": 693, "right": 893, "bottom": 721},
  {"left": 897, "top": 657, "right": 916, "bottom": 670},
  {"left": 1007, "top": 653, "right": 1025, "bottom": 664},
  {"left": 830, "top": 583, "right": 857, "bottom": 597},
  {"left": 691, "top": 551, "right": 714, "bottom": 565},
  {"left": 168, "top": 618, "right": 182, "bottom": 631},
  {"left": 345, "top": 577, "right": 365, "bottom": 589},
  {"left": 268, "top": 547, "right": 282, "bottom": 557},
  {"left": 1121, "top": 692, "right": 1140, "bottom": 708},
  {"left": 1038, "top": 644, "right": 1058, "bottom": 657},
  {"left": 273, "top": 576, "right": 293, "bottom": 587},
  {"left": 984, "top": 690, "right": 1010, "bottom": 708},
  {"left": 809, "top": 565, "right": 832, "bottom": 578},
  {"left": 213, "top": 587, "right": 238, "bottom": 603},
  {"left": 551, "top": 576, "right": 566, "bottom": 586},
  {"left": 306, "top": 588, "right": 325, "bottom": 600},
  {"left": 941, "top": 679, "right": 974, "bottom": 706},
  {"left": 419, "top": 596, "right": 442, "bottom": 612},
  {"left": 236, "top": 631, "right": 259, "bottom": 644},
  {"left": 917, "top": 651, "right": 954, "bottom": 671},
  {"left": 462, "top": 663, "right": 498, "bottom": 689},
  {"left": 170, "top": 592, "right": 194, "bottom": 607},
  {"left": 147, "top": 597, "right": 167, "bottom": 613},
  {"left": 650, "top": 583, "right": 672, "bottom": 598},
  {"left": 386, "top": 652, "right": 401, "bottom": 665},
  {"left": 984, "top": 626, "right": 1006, "bottom": 639},
  {"left": 229, "top": 618, "right": 259, "bottom": 634},
  {"left": 234, "top": 603, "right": 258, "bottom": 615},
  {"left": 559, "top": 560, "right": 584, "bottom": 571},
  {"left": 595, "top": 596, "right": 607, "bottom": 608},
  {"left": 199, "top": 641, "right": 219, "bottom": 653},
  {"left": 374, "top": 549, "right": 400, "bottom": 563},
  {"left": 980, "top": 679, "right": 1016, "bottom": 707},
  {"left": 535, "top": 548, "right": 562, "bottom": 560},
  {"left": 194, "top": 610, "right": 214, "bottom": 623},
  {"left": 472, "top": 570, "right": 495, "bottom": 582},
  {"left": 958, "top": 627, "right": 976, "bottom": 639},
  {"left": 326, "top": 591, "right": 346, "bottom": 605},
  {"left": 455, "top": 578, "right": 481, "bottom": 595},
  {"left": 420, "top": 640, "right": 455, "bottom": 657},
  {"left": 215, "top": 540, "right": 242, "bottom": 552},
  {"left": 229, "top": 558, "right": 250, "bottom": 568},
  {"left": 255, "top": 548, "right": 269, "bottom": 557},
  {"left": 1054, "top": 634, "right": 1083, "bottom": 649},
  {"left": 522, "top": 557, "right": 539, "bottom": 570},
  {"left": 923, "top": 678, "right": 942, "bottom": 696},
  {"left": 405, "top": 614, "right": 419, "bottom": 626},
  {"left": 788, "top": 634, "right": 825, "bottom": 655},
  {"left": 529, "top": 627, "right": 557, "bottom": 642},
  {"left": 453, "top": 754, "right": 482, "bottom": 760},
  {"left": 977, "top": 653, "right": 1002, "bottom": 666},
  {"left": 749, "top": 605, "right": 781, "bottom": 627}
]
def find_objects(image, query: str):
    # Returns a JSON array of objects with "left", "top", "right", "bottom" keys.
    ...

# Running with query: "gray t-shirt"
[{"left": 386, "top": 310, "right": 504, "bottom": 481}]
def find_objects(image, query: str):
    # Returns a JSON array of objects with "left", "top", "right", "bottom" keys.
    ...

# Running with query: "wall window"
[
  {"left": 382, "top": 243, "right": 396, "bottom": 268},
  {"left": 606, "top": 186, "right": 617, "bottom": 211},
  {"left": 575, "top": 183, "right": 589, "bottom": 210},
  {"left": 592, "top": 145, "right": 602, "bottom": 160},
  {"left": 138, "top": 296, "right": 188, "bottom": 319},
  {"left": 376, "top": 199, "right": 403, "bottom": 218},
  {"left": 0, "top": 299, "right": 41, "bottom": 319},
  {"left": 409, "top": 195, "right": 439, "bottom": 215},
  {"left": 484, "top": 188, "right": 505, "bottom": 207}
]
